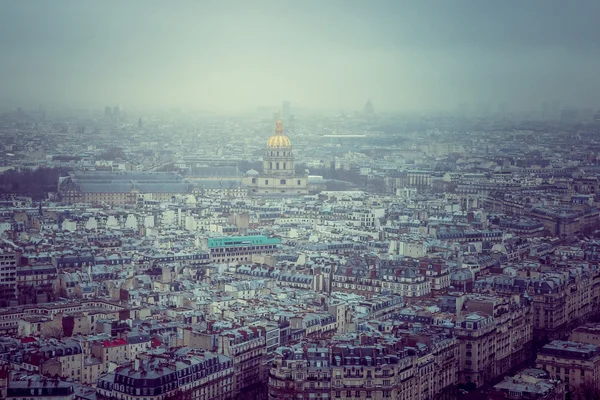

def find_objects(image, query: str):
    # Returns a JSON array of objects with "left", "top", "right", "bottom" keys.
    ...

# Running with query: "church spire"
[{"left": 275, "top": 113, "right": 284, "bottom": 136}]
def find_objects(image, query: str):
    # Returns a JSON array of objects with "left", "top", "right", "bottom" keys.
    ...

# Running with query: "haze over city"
[
  {"left": 1, "top": 0, "right": 600, "bottom": 113},
  {"left": 3, "top": 2, "right": 600, "bottom": 400}
]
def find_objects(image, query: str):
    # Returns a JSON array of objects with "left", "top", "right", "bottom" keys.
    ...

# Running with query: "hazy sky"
[{"left": 1, "top": 0, "right": 600, "bottom": 113}]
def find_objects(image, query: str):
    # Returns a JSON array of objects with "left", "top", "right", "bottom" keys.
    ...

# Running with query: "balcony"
[
  {"left": 268, "top": 372, "right": 292, "bottom": 381},
  {"left": 344, "top": 382, "right": 365, "bottom": 388}
]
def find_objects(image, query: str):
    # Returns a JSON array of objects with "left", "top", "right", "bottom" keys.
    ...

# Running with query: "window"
[
  {"left": 276, "top": 162, "right": 280, "bottom": 169},
  {"left": 265, "top": 180, "right": 269, "bottom": 185},
  {"left": 280, "top": 179, "right": 286, "bottom": 184},
  {"left": 297, "top": 180, "right": 301, "bottom": 185},
  {"left": 251, "top": 178, "right": 256, "bottom": 184}
]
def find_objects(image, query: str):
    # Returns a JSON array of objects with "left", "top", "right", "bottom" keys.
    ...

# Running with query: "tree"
[
  {"left": 98, "top": 147, "right": 125, "bottom": 161},
  {"left": 0, "top": 167, "right": 71, "bottom": 200}
]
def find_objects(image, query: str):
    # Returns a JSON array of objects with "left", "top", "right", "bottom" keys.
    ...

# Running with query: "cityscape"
[{"left": 1, "top": 1, "right": 600, "bottom": 400}]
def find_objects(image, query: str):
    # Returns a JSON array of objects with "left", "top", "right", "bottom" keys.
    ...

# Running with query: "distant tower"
[
  {"left": 287, "top": 115, "right": 296, "bottom": 134},
  {"left": 104, "top": 106, "right": 112, "bottom": 118},
  {"left": 138, "top": 117, "right": 143, "bottom": 129},
  {"left": 364, "top": 99, "right": 375, "bottom": 115},
  {"left": 282, "top": 101, "right": 291, "bottom": 120},
  {"left": 113, "top": 106, "right": 120, "bottom": 124}
]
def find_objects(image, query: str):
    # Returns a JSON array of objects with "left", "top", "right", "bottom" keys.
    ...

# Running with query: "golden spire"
[
  {"left": 267, "top": 111, "right": 291, "bottom": 149},
  {"left": 275, "top": 112, "right": 284, "bottom": 135}
]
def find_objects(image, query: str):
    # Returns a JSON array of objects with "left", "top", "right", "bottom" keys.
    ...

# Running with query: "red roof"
[
  {"left": 102, "top": 339, "right": 128, "bottom": 348},
  {"left": 20, "top": 337, "right": 37, "bottom": 343},
  {"left": 151, "top": 338, "right": 161, "bottom": 348}
]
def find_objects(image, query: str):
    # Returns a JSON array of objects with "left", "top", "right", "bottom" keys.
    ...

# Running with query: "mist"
[{"left": 1, "top": 0, "right": 599, "bottom": 113}]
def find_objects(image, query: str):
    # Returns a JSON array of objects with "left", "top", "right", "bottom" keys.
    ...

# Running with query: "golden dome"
[{"left": 267, "top": 119, "right": 292, "bottom": 149}]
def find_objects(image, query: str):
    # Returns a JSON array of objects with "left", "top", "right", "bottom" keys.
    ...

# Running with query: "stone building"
[
  {"left": 245, "top": 119, "right": 308, "bottom": 196},
  {"left": 96, "top": 351, "right": 234, "bottom": 400},
  {"left": 536, "top": 341, "right": 600, "bottom": 392},
  {"left": 268, "top": 340, "right": 458, "bottom": 400}
]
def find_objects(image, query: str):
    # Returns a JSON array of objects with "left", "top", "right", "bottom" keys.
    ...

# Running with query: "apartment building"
[
  {"left": 528, "top": 207, "right": 599, "bottom": 237},
  {"left": 21, "top": 339, "right": 84, "bottom": 381},
  {"left": 332, "top": 264, "right": 432, "bottom": 300},
  {"left": 268, "top": 341, "right": 458, "bottom": 400},
  {"left": 6, "top": 379, "right": 75, "bottom": 400},
  {"left": 0, "top": 248, "right": 18, "bottom": 306},
  {"left": 401, "top": 332, "right": 459, "bottom": 400},
  {"left": 528, "top": 271, "right": 594, "bottom": 342},
  {"left": 455, "top": 312, "right": 496, "bottom": 387},
  {"left": 536, "top": 341, "right": 600, "bottom": 391},
  {"left": 96, "top": 352, "right": 234, "bottom": 400},
  {"left": 91, "top": 338, "right": 129, "bottom": 367},
  {"left": 218, "top": 326, "right": 266, "bottom": 397},
  {"left": 16, "top": 265, "right": 57, "bottom": 304},
  {"left": 289, "top": 313, "right": 337, "bottom": 341},
  {"left": 475, "top": 268, "right": 596, "bottom": 343},
  {"left": 570, "top": 324, "right": 600, "bottom": 346},
  {"left": 464, "top": 295, "right": 534, "bottom": 379}
]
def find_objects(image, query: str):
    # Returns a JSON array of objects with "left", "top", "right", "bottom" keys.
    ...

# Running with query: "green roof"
[{"left": 207, "top": 235, "right": 281, "bottom": 248}]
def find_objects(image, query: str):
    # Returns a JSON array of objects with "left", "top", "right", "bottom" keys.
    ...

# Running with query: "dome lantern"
[{"left": 267, "top": 119, "right": 292, "bottom": 149}]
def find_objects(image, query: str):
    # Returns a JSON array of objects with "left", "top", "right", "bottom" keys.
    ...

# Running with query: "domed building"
[{"left": 245, "top": 118, "right": 308, "bottom": 196}]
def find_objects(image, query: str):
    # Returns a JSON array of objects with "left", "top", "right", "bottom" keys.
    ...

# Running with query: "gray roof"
[
  {"left": 195, "top": 179, "right": 246, "bottom": 189},
  {"left": 77, "top": 181, "right": 190, "bottom": 194}
]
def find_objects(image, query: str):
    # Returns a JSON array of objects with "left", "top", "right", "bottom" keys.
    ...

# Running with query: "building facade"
[
  {"left": 268, "top": 341, "right": 458, "bottom": 400},
  {"left": 536, "top": 341, "right": 600, "bottom": 392},
  {"left": 96, "top": 352, "right": 234, "bottom": 400},
  {"left": 201, "top": 235, "right": 280, "bottom": 264}
]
